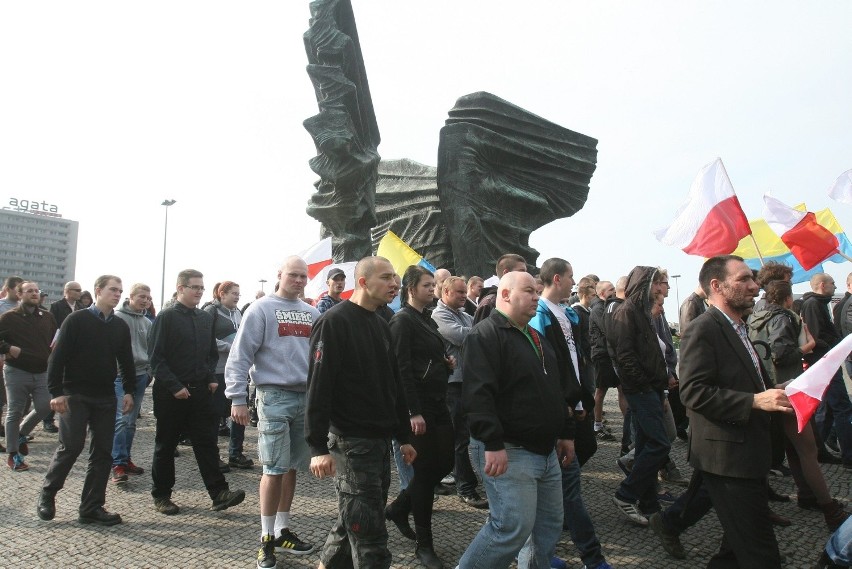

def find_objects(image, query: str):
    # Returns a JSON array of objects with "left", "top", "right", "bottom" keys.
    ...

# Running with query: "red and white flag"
[
  {"left": 654, "top": 158, "right": 751, "bottom": 257},
  {"left": 827, "top": 169, "right": 852, "bottom": 205},
  {"left": 299, "top": 237, "right": 332, "bottom": 280},
  {"left": 304, "top": 262, "right": 357, "bottom": 302},
  {"left": 785, "top": 334, "right": 852, "bottom": 432},
  {"left": 762, "top": 194, "right": 839, "bottom": 270}
]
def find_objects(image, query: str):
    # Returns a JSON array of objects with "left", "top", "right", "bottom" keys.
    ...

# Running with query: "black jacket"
[
  {"left": 588, "top": 296, "right": 610, "bottom": 363},
  {"left": 49, "top": 299, "right": 83, "bottom": 327},
  {"left": 605, "top": 266, "right": 668, "bottom": 394},
  {"left": 800, "top": 291, "right": 840, "bottom": 364},
  {"left": 679, "top": 292, "right": 707, "bottom": 336},
  {"left": 462, "top": 309, "right": 569, "bottom": 455},
  {"left": 389, "top": 305, "right": 450, "bottom": 417},
  {"left": 0, "top": 305, "right": 57, "bottom": 373},
  {"left": 148, "top": 301, "right": 218, "bottom": 395}
]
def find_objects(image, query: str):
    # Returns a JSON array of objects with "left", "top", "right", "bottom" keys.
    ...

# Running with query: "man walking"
[
  {"left": 431, "top": 275, "right": 487, "bottom": 509},
  {"left": 0, "top": 281, "right": 57, "bottom": 470},
  {"left": 111, "top": 283, "right": 153, "bottom": 483},
  {"left": 37, "top": 276, "right": 136, "bottom": 525},
  {"left": 43, "top": 280, "right": 84, "bottom": 433},
  {"left": 607, "top": 266, "right": 670, "bottom": 526},
  {"left": 458, "top": 271, "right": 572, "bottom": 568},
  {"left": 306, "top": 256, "right": 416, "bottom": 569},
  {"left": 679, "top": 255, "right": 790, "bottom": 568},
  {"left": 227, "top": 256, "right": 318, "bottom": 568},
  {"left": 148, "top": 269, "right": 245, "bottom": 515}
]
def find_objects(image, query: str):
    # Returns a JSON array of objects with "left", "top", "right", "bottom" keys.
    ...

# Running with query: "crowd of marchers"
[{"left": 0, "top": 252, "right": 851, "bottom": 569}]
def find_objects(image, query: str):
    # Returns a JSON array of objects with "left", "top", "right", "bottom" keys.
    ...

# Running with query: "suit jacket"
[
  {"left": 679, "top": 306, "right": 772, "bottom": 479},
  {"left": 49, "top": 299, "right": 83, "bottom": 327}
]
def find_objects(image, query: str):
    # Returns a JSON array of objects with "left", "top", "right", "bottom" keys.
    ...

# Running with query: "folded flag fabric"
[
  {"left": 827, "top": 169, "right": 852, "bottom": 205},
  {"left": 785, "top": 334, "right": 852, "bottom": 432},
  {"left": 376, "top": 230, "right": 436, "bottom": 276},
  {"left": 735, "top": 204, "right": 852, "bottom": 284},
  {"left": 304, "top": 262, "right": 357, "bottom": 302},
  {"left": 654, "top": 158, "right": 751, "bottom": 257},
  {"left": 299, "top": 237, "right": 332, "bottom": 280},
  {"left": 762, "top": 194, "right": 839, "bottom": 270}
]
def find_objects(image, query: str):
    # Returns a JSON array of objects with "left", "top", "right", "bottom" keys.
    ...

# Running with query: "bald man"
[
  {"left": 459, "top": 271, "right": 572, "bottom": 568},
  {"left": 227, "top": 256, "right": 320, "bottom": 565},
  {"left": 306, "top": 256, "right": 416, "bottom": 569}
]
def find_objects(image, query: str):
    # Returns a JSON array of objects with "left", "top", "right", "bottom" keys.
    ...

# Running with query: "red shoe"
[
  {"left": 125, "top": 460, "right": 144, "bottom": 475},
  {"left": 111, "top": 465, "right": 128, "bottom": 483}
]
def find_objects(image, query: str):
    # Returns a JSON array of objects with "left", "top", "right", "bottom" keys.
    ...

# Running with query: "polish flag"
[
  {"left": 654, "top": 158, "right": 751, "bottom": 257},
  {"left": 299, "top": 237, "right": 333, "bottom": 280},
  {"left": 827, "top": 169, "right": 852, "bottom": 205},
  {"left": 304, "top": 262, "right": 357, "bottom": 302},
  {"left": 762, "top": 194, "right": 839, "bottom": 270},
  {"left": 785, "top": 334, "right": 852, "bottom": 432}
]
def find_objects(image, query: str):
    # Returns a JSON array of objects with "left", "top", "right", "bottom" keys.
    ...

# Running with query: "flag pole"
[
  {"left": 718, "top": 159, "right": 765, "bottom": 266},
  {"left": 834, "top": 250, "right": 852, "bottom": 263}
]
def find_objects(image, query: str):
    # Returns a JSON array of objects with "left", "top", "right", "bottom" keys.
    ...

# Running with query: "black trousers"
[
  {"left": 151, "top": 384, "right": 227, "bottom": 500},
  {"left": 445, "top": 383, "right": 478, "bottom": 496},
  {"left": 409, "top": 404, "right": 454, "bottom": 531},
  {"left": 702, "top": 471, "right": 782, "bottom": 569},
  {"left": 574, "top": 413, "right": 598, "bottom": 467},
  {"left": 42, "top": 393, "right": 115, "bottom": 514}
]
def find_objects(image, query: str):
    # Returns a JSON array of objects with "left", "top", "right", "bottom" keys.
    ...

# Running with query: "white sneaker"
[
  {"left": 441, "top": 474, "right": 455, "bottom": 485},
  {"left": 612, "top": 496, "right": 649, "bottom": 526}
]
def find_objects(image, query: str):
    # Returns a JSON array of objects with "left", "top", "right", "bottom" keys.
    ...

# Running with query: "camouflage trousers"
[{"left": 319, "top": 435, "right": 392, "bottom": 569}]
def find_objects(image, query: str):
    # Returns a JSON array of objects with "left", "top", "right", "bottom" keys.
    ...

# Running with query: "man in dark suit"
[{"left": 679, "top": 255, "right": 793, "bottom": 569}]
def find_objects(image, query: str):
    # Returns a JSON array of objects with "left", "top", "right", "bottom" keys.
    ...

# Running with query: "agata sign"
[{"left": 7, "top": 198, "right": 59, "bottom": 214}]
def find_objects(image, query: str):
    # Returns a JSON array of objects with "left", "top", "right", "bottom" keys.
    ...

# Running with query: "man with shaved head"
[
  {"left": 226, "top": 256, "right": 320, "bottom": 566},
  {"left": 459, "top": 271, "right": 573, "bottom": 568},
  {"left": 306, "top": 256, "right": 416, "bottom": 569},
  {"left": 801, "top": 272, "right": 852, "bottom": 467}
]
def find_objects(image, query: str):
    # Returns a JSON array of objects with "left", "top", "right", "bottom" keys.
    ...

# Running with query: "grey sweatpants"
[{"left": 4, "top": 365, "right": 50, "bottom": 453}]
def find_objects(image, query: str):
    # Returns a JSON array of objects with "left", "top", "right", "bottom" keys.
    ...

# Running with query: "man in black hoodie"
[
  {"left": 606, "top": 266, "right": 670, "bottom": 526},
  {"left": 801, "top": 273, "right": 852, "bottom": 468}
]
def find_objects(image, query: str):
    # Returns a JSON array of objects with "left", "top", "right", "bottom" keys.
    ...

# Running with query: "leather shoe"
[
  {"left": 767, "top": 485, "right": 790, "bottom": 502},
  {"left": 79, "top": 507, "right": 122, "bottom": 526},
  {"left": 37, "top": 491, "right": 55, "bottom": 521},
  {"left": 768, "top": 509, "right": 791, "bottom": 527}
]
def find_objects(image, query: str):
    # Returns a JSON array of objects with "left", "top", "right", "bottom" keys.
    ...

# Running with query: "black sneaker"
[
  {"left": 257, "top": 534, "right": 276, "bottom": 569},
  {"left": 43, "top": 421, "right": 59, "bottom": 434},
  {"left": 459, "top": 492, "right": 489, "bottom": 509},
  {"left": 228, "top": 454, "right": 255, "bottom": 469},
  {"left": 219, "top": 459, "right": 231, "bottom": 473},
  {"left": 274, "top": 528, "right": 314, "bottom": 555},
  {"left": 211, "top": 488, "right": 245, "bottom": 511},
  {"left": 154, "top": 497, "right": 180, "bottom": 515}
]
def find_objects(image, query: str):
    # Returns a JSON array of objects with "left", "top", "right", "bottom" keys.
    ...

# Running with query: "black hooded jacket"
[
  {"left": 800, "top": 291, "right": 840, "bottom": 364},
  {"left": 605, "top": 266, "right": 668, "bottom": 394}
]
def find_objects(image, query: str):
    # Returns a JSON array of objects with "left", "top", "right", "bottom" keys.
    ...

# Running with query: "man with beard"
[{"left": 679, "top": 255, "right": 791, "bottom": 568}]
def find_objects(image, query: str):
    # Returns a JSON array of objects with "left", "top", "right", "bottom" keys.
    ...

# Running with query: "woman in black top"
[{"left": 387, "top": 265, "right": 454, "bottom": 569}]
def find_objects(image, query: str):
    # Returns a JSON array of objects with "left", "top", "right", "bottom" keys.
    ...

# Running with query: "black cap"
[{"left": 327, "top": 268, "right": 346, "bottom": 280}]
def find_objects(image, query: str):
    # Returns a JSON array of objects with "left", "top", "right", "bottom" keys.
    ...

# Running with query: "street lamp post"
[
  {"left": 671, "top": 274, "right": 681, "bottom": 311},
  {"left": 160, "top": 199, "right": 177, "bottom": 309},
  {"left": 259, "top": 279, "right": 268, "bottom": 294}
]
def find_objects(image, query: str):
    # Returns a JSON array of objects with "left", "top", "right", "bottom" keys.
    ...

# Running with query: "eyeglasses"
[
  {"left": 22, "top": 288, "right": 40, "bottom": 294},
  {"left": 183, "top": 285, "right": 205, "bottom": 292}
]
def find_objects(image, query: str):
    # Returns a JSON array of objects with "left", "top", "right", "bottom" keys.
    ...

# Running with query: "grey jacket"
[
  {"left": 431, "top": 299, "right": 473, "bottom": 384},
  {"left": 115, "top": 305, "right": 152, "bottom": 377}
]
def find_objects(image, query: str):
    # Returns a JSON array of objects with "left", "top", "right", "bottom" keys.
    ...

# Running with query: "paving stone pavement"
[{"left": 2, "top": 392, "right": 847, "bottom": 568}]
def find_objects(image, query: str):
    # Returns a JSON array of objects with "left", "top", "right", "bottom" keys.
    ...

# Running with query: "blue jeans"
[
  {"left": 554, "top": 456, "right": 604, "bottom": 568},
  {"left": 112, "top": 374, "right": 148, "bottom": 466},
  {"left": 827, "top": 515, "right": 852, "bottom": 565},
  {"left": 617, "top": 390, "right": 671, "bottom": 514},
  {"left": 460, "top": 439, "right": 563, "bottom": 569}
]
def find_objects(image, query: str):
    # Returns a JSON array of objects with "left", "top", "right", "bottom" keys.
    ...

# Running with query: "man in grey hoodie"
[
  {"left": 111, "top": 283, "right": 153, "bottom": 483},
  {"left": 226, "top": 256, "right": 319, "bottom": 568}
]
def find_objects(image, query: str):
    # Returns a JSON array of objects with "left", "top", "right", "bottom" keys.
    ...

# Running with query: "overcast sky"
[{"left": 2, "top": 1, "right": 851, "bottom": 313}]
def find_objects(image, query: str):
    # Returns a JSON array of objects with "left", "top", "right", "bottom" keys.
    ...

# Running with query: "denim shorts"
[{"left": 256, "top": 387, "right": 309, "bottom": 475}]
